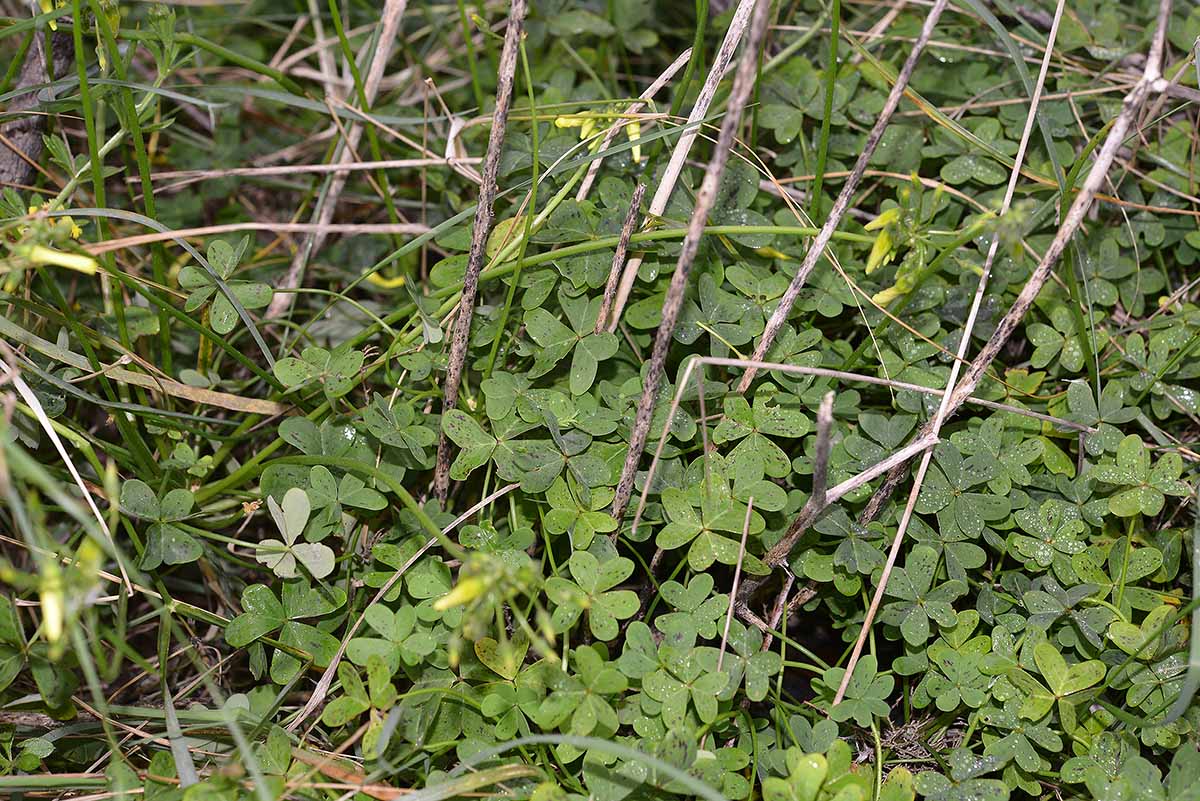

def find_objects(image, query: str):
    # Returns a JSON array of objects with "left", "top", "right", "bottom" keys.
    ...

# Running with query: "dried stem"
[
  {"left": 596, "top": 183, "right": 646, "bottom": 333},
  {"left": 736, "top": 0, "right": 951, "bottom": 393},
  {"left": 266, "top": 0, "right": 408, "bottom": 320},
  {"left": 432, "top": 0, "right": 529, "bottom": 503},
  {"left": 605, "top": 0, "right": 761, "bottom": 332},
  {"left": 835, "top": 0, "right": 1132, "bottom": 705},
  {"left": 808, "top": 392, "right": 835, "bottom": 511},
  {"left": 609, "top": 0, "right": 773, "bottom": 523}
]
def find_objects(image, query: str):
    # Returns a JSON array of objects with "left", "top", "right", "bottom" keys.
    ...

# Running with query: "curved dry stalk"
[
  {"left": 609, "top": 0, "right": 773, "bottom": 524},
  {"left": 432, "top": 0, "right": 529, "bottom": 504},
  {"left": 266, "top": 0, "right": 408, "bottom": 320},
  {"left": 736, "top": 0, "right": 951, "bottom": 393},
  {"left": 288, "top": 483, "right": 519, "bottom": 732},
  {"left": 605, "top": 0, "right": 761, "bottom": 333},
  {"left": 87, "top": 222, "right": 430, "bottom": 254},
  {"left": 834, "top": 0, "right": 1123, "bottom": 705}
]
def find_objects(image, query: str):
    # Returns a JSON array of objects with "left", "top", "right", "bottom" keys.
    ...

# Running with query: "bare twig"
[
  {"left": 432, "top": 0, "right": 528, "bottom": 504},
  {"left": 266, "top": 0, "right": 408, "bottom": 319},
  {"left": 743, "top": 393, "right": 832, "bottom": 630},
  {"left": 856, "top": 0, "right": 1173, "bottom": 528},
  {"left": 835, "top": 0, "right": 1111, "bottom": 705},
  {"left": 808, "top": 392, "right": 835, "bottom": 511},
  {"left": 596, "top": 183, "right": 646, "bottom": 333},
  {"left": 605, "top": 0, "right": 761, "bottom": 332},
  {"left": 736, "top": 0, "right": 951, "bottom": 393},
  {"left": 609, "top": 0, "right": 772, "bottom": 523}
]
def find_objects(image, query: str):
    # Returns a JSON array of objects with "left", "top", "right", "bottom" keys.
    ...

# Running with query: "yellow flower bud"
[
  {"left": 866, "top": 228, "right": 893, "bottom": 274},
  {"left": 864, "top": 207, "right": 900, "bottom": 232},
  {"left": 40, "top": 562, "right": 64, "bottom": 644},
  {"left": 626, "top": 120, "right": 641, "bottom": 163},
  {"left": 20, "top": 245, "right": 99, "bottom": 275},
  {"left": 872, "top": 285, "right": 903, "bottom": 307},
  {"left": 434, "top": 577, "right": 485, "bottom": 611}
]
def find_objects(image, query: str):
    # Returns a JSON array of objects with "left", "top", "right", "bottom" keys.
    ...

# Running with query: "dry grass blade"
[
  {"left": 0, "top": 315, "right": 288, "bottom": 416},
  {"left": 87, "top": 222, "right": 430, "bottom": 254},
  {"left": 609, "top": 0, "right": 773, "bottom": 523},
  {"left": 432, "top": 0, "right": 529, "bottom": 504},
  {"left": 718, "top": 496, "right": 755, "bottom": 672},
  {"left": 0, "top": 350, "right": 131, "bottom": 593},
  {"left": 596, "top": 183, "right": 646, "bottom": 333},
  {"left": 266, "top": 0, "right": 408, "bottom": 320},
  {"left": 857, "top": 0, "right": 1174, "bottom": 528},
  {"left": 808, "top": 392, "right": 835, "bottom": 511},
  {"left": 835, "top": 0, "right": 1109, "bottom": 705},
  {"left": 736, "top": 0, "right": 951, "bottom": 393},
  {"left": 605, "top": 0, "right": 761, "bottom": 332}
]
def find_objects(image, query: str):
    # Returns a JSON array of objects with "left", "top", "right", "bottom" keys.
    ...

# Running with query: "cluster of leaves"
[{"left": 1, "top": 1, "right": 1199, "bottom": 800}]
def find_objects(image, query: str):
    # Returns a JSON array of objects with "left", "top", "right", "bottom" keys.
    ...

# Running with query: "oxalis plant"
[{"left": 0, "top": 1, "right": 1199, "bottom": 800}]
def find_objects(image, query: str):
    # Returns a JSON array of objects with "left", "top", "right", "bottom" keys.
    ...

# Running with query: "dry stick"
[
  {"left": 288, "top": 483, "right": 520, "bottom": 732},
  {"left": 835, "top": 0, "right": 1129, "bottom": 705},
  {"left": 857, "top": 0, "right": 1173, "bottom": 530},
  {"left": 733, "top": 432, "right": 940, "bottom": 625},
  {"left": 575, "top": 49, "right": 693, "bottom": 203},
  {"left": 596, "top": 183, "right": 646, "bottom": 333},
  {"left": 432, "top": 0, "right": 528, "bottom": 504},
  {"left": 808, "top": 392, "right": 836, "bottom": 511},
  {"left": 609, "top": 0, "right": 773, "bottom": 523},
  {"left": 266, "top": 0, "right": 408, "bottom": 320},
  {"left": 141, "top": 157, "right": 482, "bottom": 185},
  {"left": 735, "top": 0, "right": 951, "bottom": 393},
  {"left": 605, "top": 0, "right": 761, "bottom": 333}
]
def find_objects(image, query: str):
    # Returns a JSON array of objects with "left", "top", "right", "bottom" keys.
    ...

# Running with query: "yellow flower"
[
  {"left": 20, "top": 244, "right": 99, "bottom": 275},
  {"left": 39, "top": 562, "right": 64, "bottom": 644},
  {"left": 626, "top": 119, "right": 641, "bottom": 163},
  {"left": 434, "top": 577, "right": 485, "bottom": 611},
  {"left": 864, "top": 207, "right": 900, "bottom": 232},
  {"left": 872, "top": 285, "right": 903, "bottom": 307},
  {"left": 866, "top": 227, "right": 894, "bottom": 274}
]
